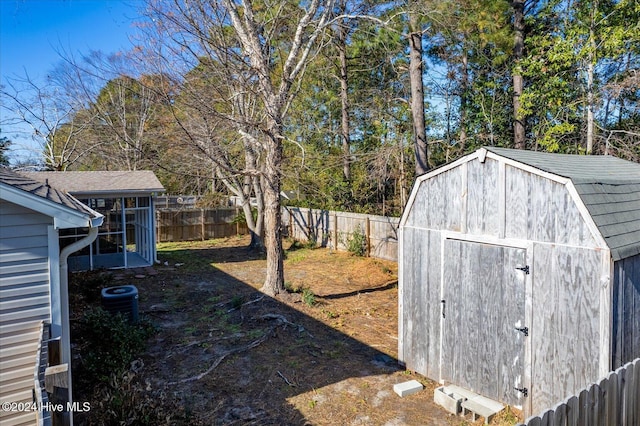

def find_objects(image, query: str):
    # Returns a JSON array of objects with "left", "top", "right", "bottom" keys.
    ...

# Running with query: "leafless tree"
[
  {"left": 141, "top": 0, "right": 335, "bottom": 296},
  {"left": 1, "top": 74, "right": 101, "bottom": 170}
]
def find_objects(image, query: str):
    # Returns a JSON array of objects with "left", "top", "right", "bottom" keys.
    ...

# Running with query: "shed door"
[{"left": 441, "top": 239, "right": 527, "bottom": 406}]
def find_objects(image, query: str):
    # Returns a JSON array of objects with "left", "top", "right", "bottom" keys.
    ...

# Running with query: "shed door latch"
[
  {"left": 516, "top": 265, "right": 530, "bottom": 275},
  {"left": 515, "top": 326, "right": 529, "bottom": 336},
  {"left": 514, "top": 387, "right": 528, "bottom": 397},
  {"left": 441, "top": 299, "right": 446, "bottom": 318}
]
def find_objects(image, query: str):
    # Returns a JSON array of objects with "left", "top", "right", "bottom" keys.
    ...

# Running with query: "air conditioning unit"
[{"left": 101, "top": 285, "right": 139, "bottom": 323}]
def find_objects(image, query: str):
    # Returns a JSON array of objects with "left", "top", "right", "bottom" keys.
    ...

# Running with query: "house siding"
[{"left": 0, "top": 201, "right": 52, "bottom": 426}]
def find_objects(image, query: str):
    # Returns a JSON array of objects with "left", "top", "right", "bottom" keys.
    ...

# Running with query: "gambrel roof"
[
  {"left": 485, "top": 147, "right": 640, "bottom": 261},
  {"left": 20, "top": 170, "right": 165, "bottom": 196},
  {"left": 0, "top": 167, "right": 103, "bottom": 229}
]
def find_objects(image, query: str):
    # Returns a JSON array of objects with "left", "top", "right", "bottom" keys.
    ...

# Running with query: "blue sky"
[
  {"left": 1, "top": 0, "right": 142, "bottom": 162},
  {"left": 1, "top": 0, "right": 140, "bottom": 82}
]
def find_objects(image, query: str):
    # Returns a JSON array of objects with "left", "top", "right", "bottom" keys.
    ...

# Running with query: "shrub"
[
  {"left": 302, "top": 287, "right": 316, "bottom": 307},
  {"left": 347, "top": 225, "right": 367, "bottom": 256},
  {"left": 77, "top": 307, "right": 154, "bottom": 383}
]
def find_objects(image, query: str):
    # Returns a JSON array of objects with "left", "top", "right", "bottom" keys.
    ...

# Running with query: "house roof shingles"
[
  {"left": 0, "top": 167, "right": 101, "bottom": 219},
  {"left": 20, "top": 170, "right": 165, "bottom": 196},
  {"left": 486, "top": 147, "right": 640, "bottom": 261}
]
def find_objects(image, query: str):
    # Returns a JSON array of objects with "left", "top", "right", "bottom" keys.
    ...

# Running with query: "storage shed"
[
  {"left": 21, "top": 170, "right": 165, "bottom": 270},
  {"left": 398, "top": 147, "right": 640, "bottom": 417}
]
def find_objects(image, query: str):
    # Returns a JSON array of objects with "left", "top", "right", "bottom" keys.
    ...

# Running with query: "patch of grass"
[
  {"left": 184, "top": 326, "right": 198, "bottom": 335},
  {"left": 285, "top": 250, "right": 310, "bottom": 264},
  {"left": 247, "top": 328, "right": 264, "bottom": 339},
  {"left": 302, "top": 288, "right": 316, "bottom": 307},
  {"left": 491, "top": 406, "right": 523, "bottom": 425},
  {"left": 157, "top": 239, "right": 228, "bottom": 272},
  {"left": 226, "top": 323, "right": 242, "bottom": 334},
  {"left": 285, "top": 281, "right": 317, "bottom": 306},
  {"left": 230, "top": 294, "right": 246, "bottom": 309},
  {"left": 285, "top": 281, "right": 302, "bottom": 293},
  {"left": 322, "top": 309, "right": 339, "bottom": 319}
]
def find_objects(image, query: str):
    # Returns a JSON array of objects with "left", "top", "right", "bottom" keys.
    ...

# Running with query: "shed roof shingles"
[{"left": 486, "top": 147, "right": 640, "bottom": 261}]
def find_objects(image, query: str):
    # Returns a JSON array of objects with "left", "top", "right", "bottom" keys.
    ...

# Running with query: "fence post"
[
  {"left": 307, "top": 208, "right": 313, "bottom": 243},
  {"left": 365, "top": 216, "right": 371, "bottom": 257},
  {"left": 333, "top": 213, "right": 338, "bottom": 250},
  {"left": 200, "top": 209, "right": 205, "bottom": 241},
  {"left": 236, "top": 207, "right": 240, "bottom": 235},
  {"left": 156, "top": 210, "right": 162, "bottom": 243},
  {"left": 290, "top": 210, "right": 294, "bottom": 239}
]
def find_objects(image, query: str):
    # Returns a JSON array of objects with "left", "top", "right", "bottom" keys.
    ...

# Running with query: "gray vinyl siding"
[{"left": 0, "top": 201, "right": 52, "bottom": 426}]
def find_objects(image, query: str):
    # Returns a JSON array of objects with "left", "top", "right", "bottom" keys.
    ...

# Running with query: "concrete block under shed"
[
  {"left": 393, "top": 380, "right": 423, "bottom": 397},
  {"left": 433, "top": 386, "right": 466, "bottom": 414}
]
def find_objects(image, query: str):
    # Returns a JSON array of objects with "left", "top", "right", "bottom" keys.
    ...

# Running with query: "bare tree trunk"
[
  {"left": 460, "top": 50, "right": 469, "bottom": 150},
  {"left": 512, "top": 0, "right": 526, "bottom": 149},
  {"left": 409, "top": 12, "right": 428, "bottom": 175},
  {"left": 338, "top": 17, "right": 351, "bottom": 183},
  {"left": 586, "top": 4, "right": 597, "bottom": 154},
  {"left": 250, "top": 175, "right": 265, "bottom": 249},
  {"left": 399, "top": 135, "right": 408, "bottom": 208},
  {"left": 261, "top": 128, "right": 284, "bottom": 296}
]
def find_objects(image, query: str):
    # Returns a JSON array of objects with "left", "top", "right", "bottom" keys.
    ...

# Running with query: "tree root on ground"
[{"left": 167, "top": 313, "right": 305, "bottom": 384}]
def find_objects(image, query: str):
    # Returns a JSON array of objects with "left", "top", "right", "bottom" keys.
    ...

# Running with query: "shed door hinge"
[
  {"left": 516, "top": 265, "right": 530, "bottom": 275},
  {"left": 515, "top": 326, "right": 529, "bottom": 337},
  {"left": 514, "top": 387, "right": 528, "bottom": 397}
]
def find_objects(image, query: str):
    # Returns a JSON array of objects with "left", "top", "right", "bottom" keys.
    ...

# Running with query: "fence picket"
[
  {"left": 551, "top": 402, "right": 566, "bottom": 426},
  {"left": 591, "top": 383, "right": 605, "bottom": 426},
  {"left": 577, "top": 388, "right": 590, "bottom": 426},
  {"left": 524, "top": 359, "right": 639, "bottom": 426},
  {"left": 527, "top": 417, "right": 542, "bottom": 426},
  {"left": 541, "top": 409, "right": 554, "bottom": 426},
  {"left": 628, "top": 363, "right": 636, "bottom": 425},
  {"left": 566, "top": 395, "right": 579, "bottom": 426},
  {"left": 632, "top": 358, "right": 640, "bottom": 425}
]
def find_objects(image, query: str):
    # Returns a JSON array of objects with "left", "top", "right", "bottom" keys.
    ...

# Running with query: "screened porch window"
[{"left": 61, "top": 195, "right": 156, "bottom": 270}]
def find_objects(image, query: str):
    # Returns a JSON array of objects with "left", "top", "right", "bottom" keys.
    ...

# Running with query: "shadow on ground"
[{"left": 73, "top": 238, "right": 454, "bottom": 425}]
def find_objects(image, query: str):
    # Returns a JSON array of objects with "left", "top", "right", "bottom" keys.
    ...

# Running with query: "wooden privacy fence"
[
  {"left": 155, "top": 206, "right": 400, "bottom": 261},
  {"left": 522, "top": 357, "right": 640, "bottom": 426},
  {"left": 282, "top": 207, "right": 400, "bottom": 261},
  {"left": 156, "top": 208, "right": 248, "bottom": 242}
]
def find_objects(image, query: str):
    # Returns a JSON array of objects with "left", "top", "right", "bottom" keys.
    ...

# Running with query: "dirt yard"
[{"left": 71, "top": 236, "right": 521, "bottom": 425}]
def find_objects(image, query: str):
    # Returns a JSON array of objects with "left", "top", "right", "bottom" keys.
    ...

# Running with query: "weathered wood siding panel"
[
  {"left": 530, "top": 244, "right": 602, "bottom": 414},
  {"left": 0, "top": 201, "right": 51, "bottom": 426},
  {"left": 400, "top": 228, "right": 441, "bottom": 379},
  {"left": 466, "top": 158, "right": 499, "bottom": 235},
  {"left": 504, "top": 165, "right": 598, "bottom": 248},
  {"left": 442, "top": 239, "right": 526, "bottom": 407},
  {"left": 612, "top": 254, "right": 640, "bottom": 368},
  {"left": 404, "top": 166, "right": 463, "bottom": 232}
]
